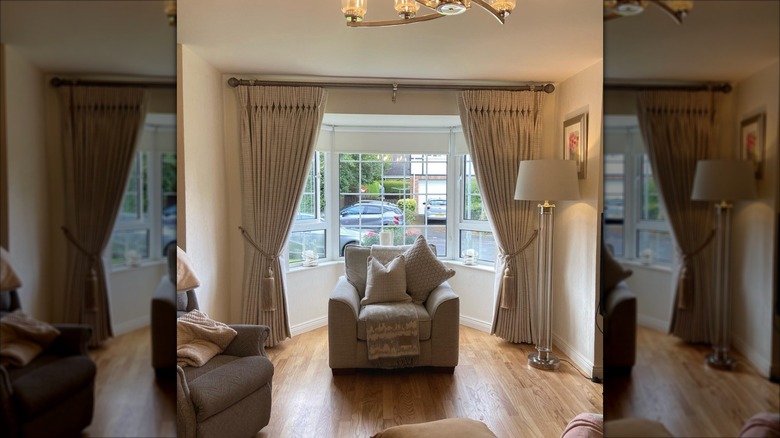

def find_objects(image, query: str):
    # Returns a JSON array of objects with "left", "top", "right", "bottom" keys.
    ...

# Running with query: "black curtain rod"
[
  {"left": 227, "top": 77, "right": 556, "bottom": 94},
  {"left": 605, "top": 82, "right": 732, "bottom": 93},
  {"left": 50, "top": 77, "right": 175, "bottom": 89}
]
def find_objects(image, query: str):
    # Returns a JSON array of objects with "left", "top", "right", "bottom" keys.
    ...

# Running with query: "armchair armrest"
[
  {"left": 329, "top": 276, "right": 360, "bottom": 320},
  {"left": 223, "top": 325, "right": 270, "bottom": 357},
  {"left": 425, "top": 282, "right": 459, "bottom": 319},
  {"left": 49, "top": 324, "right": 92, "bottom": 356},
  {"left": 0, "top": 365, "right": 19, "bottom": 438},
  {"left": 176, "top": 365, "right": 196, "bottom": 438}
]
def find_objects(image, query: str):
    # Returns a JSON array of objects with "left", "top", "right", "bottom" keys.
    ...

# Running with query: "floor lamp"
[
  {"left": 515, "top": 160, "right": 579, "bottom": 371},
  {"left": 691, "top": 159, "right": 756, "bottom": 370}
]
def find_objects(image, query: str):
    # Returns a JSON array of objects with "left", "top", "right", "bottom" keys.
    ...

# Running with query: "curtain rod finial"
[
  {"left": 544, "top": 84, "right": 555, "bottom": 93},
  {"left": 228, "top": 77, "right": 240, "bottom": 88}
]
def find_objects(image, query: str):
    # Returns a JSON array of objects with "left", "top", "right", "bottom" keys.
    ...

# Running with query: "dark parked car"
[{"left": 339, "top": 204, "right": 404, "bottom": 227}]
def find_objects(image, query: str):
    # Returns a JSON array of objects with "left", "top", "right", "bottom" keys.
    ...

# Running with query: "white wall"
[
  {"left": 180, "top": 45, "right": 231, "bottom": 321},
  {"left": 3, "top": 45, "right": 50, "bottom": 320},
  {"left": 445, "top": 262, "right": 496, "bottom": 332},
  {"left": 731, "top": 60, "right": 779, "bottom": 377},
  {"left": 622, "top": 262, "right": 674, "bottom": 332},
  {"left": 552, "top": 60, "right": 604, "bottom": 379}
]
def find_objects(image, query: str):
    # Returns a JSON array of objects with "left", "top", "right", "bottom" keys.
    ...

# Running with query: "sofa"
[
  {"left": 1, "top": 291, "right": 96, "bottom": 438},
  {"left": 151, "top": 244, "right": 177, "bottom": 375},
  {"left": 328, "top": 242, "right": 460, "bottom": 372},
  {"left": 604, "top": 281, "right": 637, "bottom": 373}
]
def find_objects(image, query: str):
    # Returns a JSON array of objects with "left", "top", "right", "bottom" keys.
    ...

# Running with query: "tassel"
[
  {"left": 261, "top": 267, "right": 277, "bottom": 311},
  {"left": 676, "top": 265, "right": 693, "bottom": 310},
  {"left": 501, "top": 267, "right": 515, "bottom": 309},
  {"left": 84, "top": 267, "right": 99, "bottom": 312}
]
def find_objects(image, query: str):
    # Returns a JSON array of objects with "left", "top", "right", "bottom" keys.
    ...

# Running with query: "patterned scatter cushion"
[
  {"left": 403, "top": 235, "right": 455, "bottom": 303},
  {"left": 361, "top": 255, "right": 411, "bottom": 305}
]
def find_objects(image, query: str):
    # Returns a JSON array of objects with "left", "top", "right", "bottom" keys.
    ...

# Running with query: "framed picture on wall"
[
  {"left": 563, "top": 112, "right": 588, "bottom": 179},
  {"left": 740, "top": 112, "right": 765, "bottom": 179}
]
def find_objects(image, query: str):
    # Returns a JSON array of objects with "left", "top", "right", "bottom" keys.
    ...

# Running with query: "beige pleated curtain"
[
  {"left": 458, "top": 90, "right": 544, "bottom": 344},
  {"left": 636, "top": 90, "right": 719, "bottom": 343},
  {"left": 59, "top": 86, "right": 148, "bottom": 346},
  {"left": 237, "top": 85, "right": 327, "bottom": 347}
]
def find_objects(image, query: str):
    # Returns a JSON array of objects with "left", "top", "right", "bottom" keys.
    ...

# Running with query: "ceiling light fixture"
[
  {"left": 341, "top": 0, "right": 516, "bottom": 27},
  {"left": 604, "top": 0, "right": 692, "bottom": 24},
  {"left": 164, "top": 0, "right": 177, "bottom": 27}
]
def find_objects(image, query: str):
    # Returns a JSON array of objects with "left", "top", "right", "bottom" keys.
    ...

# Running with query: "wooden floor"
[
  {"left": 83, "top": 326, "right": 176, "bottom": 438},
  {"left": 605, "top": 326, "right": 780, "bottom": 437},
  {"left": 260, "top": 325, "right": 603, "bottom": 438}
]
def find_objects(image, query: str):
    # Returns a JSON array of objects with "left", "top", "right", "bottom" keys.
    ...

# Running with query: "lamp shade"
[
  {"left": 691, "top": 159, "right": 756, "bottom": 201},
  {"left": 514, "top": 160, "right": 580, "bottom": 202}
]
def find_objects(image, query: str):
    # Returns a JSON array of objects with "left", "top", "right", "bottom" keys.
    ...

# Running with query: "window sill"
[
  {"left": 288, "top": 260, "right": 343, "bottom": 274},
  {"left": 444, "top": 260, "right": 495, "bottom": 273},
  {"left": 618, "top": 258, "right": 672, "bottom": 273},
  {"left": 110, "top": 259, "right": 166, "bottom": 274}
]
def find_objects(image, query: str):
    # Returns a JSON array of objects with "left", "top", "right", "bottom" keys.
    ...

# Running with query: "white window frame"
[
  {"left": 109, "top": 115, "right": 176, "bottom": 269},
  {"left": 457, "top": 154, "right": 494, "bottom": 265},
  {"left": 288, "top": 152, "right": 328, "bottom": 266}
]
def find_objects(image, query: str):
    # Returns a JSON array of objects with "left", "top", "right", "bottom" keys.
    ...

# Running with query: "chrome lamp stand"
[
  {"left": 707, "top": 201, "right": 735, "bottom": 370},
  {"left": 528, "top": 201, "right": 560, "bottom": 371}
]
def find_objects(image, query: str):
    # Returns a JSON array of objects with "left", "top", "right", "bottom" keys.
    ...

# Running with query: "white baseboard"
[
  {"left": 113, "top": 315, "right": 150, "bottom": 336},
  {"left": 553, "top": 333, "right": 594, "bottom": 379},
  {"left": 732, "top": 334, "right": 772, "bottom": 378},
  {"left": 459, "top": 315, "right": 492, "bottom": 333},
  {"left": 637, "top": 313, "right": 669, "bottom": 332},
  {"left": 291, "top": 315, "right": 328, "bottom": 337}
]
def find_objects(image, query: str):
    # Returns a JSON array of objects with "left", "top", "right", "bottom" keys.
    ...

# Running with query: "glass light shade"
[
  {"left": 421, "top": 0, "right": 440, "bottom": 8},
  {"left": 342, "top": 0, "right": 367, "bottom": 22},
  {"left": 395, "top": 0, "right": 421, "bottom": 18},
  {"left": 488, "top": 0, "right": 515, "bottom": 16},
  {"left": 613, "top": 0, "right": 648, "bottom": 16}
]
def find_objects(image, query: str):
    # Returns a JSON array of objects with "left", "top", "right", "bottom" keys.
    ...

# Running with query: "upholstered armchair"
[
  {"left": 328, "top": 243, "right": 460, "bottom": 373},
  {"left": 175, "top": 248, "right": 274, "bottom": 438}
]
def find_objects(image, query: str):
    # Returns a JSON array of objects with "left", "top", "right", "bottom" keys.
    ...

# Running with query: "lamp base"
[
  {"left": 706, "top": 352, "right": 736, "bottom": 370},
  {"left": 528, "top": 352, "right": 560, "bottom": 371}
]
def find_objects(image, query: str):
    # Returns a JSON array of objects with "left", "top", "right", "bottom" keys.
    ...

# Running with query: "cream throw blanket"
[
  {"left": 363, "top": 303, "right": 420, "bottom": 365},
  {"left": 177, "top": 310, "right": 237, "bottom": 367},
  {"left": 0, "top": 310, "right": 61, "bottom": 367}
]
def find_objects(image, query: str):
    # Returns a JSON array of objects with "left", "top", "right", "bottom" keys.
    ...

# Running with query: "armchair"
[{"left": 328, "top": 244, "right": 460, "bottom": 373}]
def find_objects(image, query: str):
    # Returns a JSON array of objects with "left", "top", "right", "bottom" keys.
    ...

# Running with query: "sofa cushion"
[
  {"left": 362, "top": 256, "right": 410, "bottom": 305},
  {"left": 186, "top": 355, "right": 274, "bottom": 422},
  {"left": 403, "top": 236, "right": 455, "bottom": 304},
  {"left": 358, "top": 303, "right": 431, "bottom": 341},
  {"left": 11, "top": 355, "right": 96, "bottom": 419}
]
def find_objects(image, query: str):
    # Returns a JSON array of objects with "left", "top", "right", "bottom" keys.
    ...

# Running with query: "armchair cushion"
[
  {"left": 362, "top": 256, "right": 410, "bottom": 305},
  {"left": 186, "top": 355, "right": 274, "bottom": 422},
  {"left": 403, "top": 235, "right": 455, "bottom": 303},
  {"left": 11, "top": 355, "right": 96, "bottom": 419}
]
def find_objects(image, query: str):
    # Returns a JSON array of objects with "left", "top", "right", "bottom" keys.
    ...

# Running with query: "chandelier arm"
[
  {"left": 649, "top": 0, "right": 685, "bottom": 24},
  {"left": 470, "top": 0, "right": 506, "bottom": 24},
  {"left": 346, "top": 13, "right": 445, "bottom": 27},
  {"left": 414, "top": 0, "right": 437, "bottom": 11}
]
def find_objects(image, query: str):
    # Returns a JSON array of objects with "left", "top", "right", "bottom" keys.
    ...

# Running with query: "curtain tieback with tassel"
[
  {"left": 676, "top": 229, "right": 716, "bottom": 310},
  {"left": 500, "top": 230, "right": 539, "bottom": 309},
  {"left": 239, "top": 226, "right": 281, "bottom": 311},
  {"left": 61, "top": 226, "right": 100, "bottom": 312}
]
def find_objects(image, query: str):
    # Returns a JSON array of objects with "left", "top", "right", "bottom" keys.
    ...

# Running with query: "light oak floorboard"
[
  {"left": 605, "top": 326, "right": 780, "bottom": 437},
  {"left": 260, "top": 325, "right": 603, "bottom": 438},
  {"left": 83, "top": 326, "right": 176, "bottom": 438}
]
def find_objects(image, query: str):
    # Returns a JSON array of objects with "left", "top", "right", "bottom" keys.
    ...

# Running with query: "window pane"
[
  {"left": 640, "top": 155, "right": 665, "bottom": 221},
  {"left": 460, "top": 230, "right": 497, "bottom": 262},
  {"left": 288, "top": 230, "right": 326, "bottom": 263},
  {"left": 603, "top": 224, "right": 624, "bottom": 257},
  {"left": 339, "top": 153, "right": 447, "bottom": 256},
  {"left": 636, "top": 230, "right": 672, "bottom": 264},
  {"left": 463, "top": 156, "right": 486, "bottom": 221},
  {"left": 111, "top": 229, "right": 150, "bottom": 266},
  {"left": 161, "top": 152, "right": 177, "bottom": 256},
  {"left": 604, "top": 154, "right": 624, "bottom": 221},
  {"left": 118, "top": 155, "right": 142, "bottom": 222}
]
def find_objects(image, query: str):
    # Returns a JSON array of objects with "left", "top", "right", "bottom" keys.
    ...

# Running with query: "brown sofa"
[{"left": 0, "top": 290, "right": 96, "bottom": 438}]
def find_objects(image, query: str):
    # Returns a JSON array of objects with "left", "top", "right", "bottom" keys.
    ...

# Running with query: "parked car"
[
  {"left": 162, "top": 204, "right": 177, "bottom": 225},
  {"left": 339, "top": 203, "right": 404, "bottom": 227},
  {"left": 425, "top": 199, "right": 447, "bottom": 222},
  {"left": 286, "top": 226, "right": 363, "bottom": 258}
]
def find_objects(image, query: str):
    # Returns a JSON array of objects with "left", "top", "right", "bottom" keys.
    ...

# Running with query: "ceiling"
[
  {"left": 1, "top": 1, "right": 776, "bottom": 86},
  {"left": 605, "top": 0, "right": 779, "bottom": 83},
  {"left": 178, "top": 0, "right": 603, "bottom": 84},
  {"left": 0, "top": 1, "right": 176, "bottom": 78}
]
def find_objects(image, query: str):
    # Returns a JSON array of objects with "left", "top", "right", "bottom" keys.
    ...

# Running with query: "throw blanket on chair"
[
  {"left": 363, "top": 303, "right": 420, "bottom": 367},
  {"left": 0, "top": 310, "right": 61, "bottom": 367},
  {"left": 177, "top": 309, "right": 237, "bottom": 367}
]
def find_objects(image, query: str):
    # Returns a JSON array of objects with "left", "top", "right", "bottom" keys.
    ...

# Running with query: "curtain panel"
[
  {"left": 458, "top": 90, "right": 544, "bottom": 344},
  {"left": 59, "top": 86, "right": 148, "bottom": 347},
  {"left": 636, "top": 90, "right": 720, "bottom": 343},
  {"left": 236, "top": 86, "right": 327, "bottom": 347}
]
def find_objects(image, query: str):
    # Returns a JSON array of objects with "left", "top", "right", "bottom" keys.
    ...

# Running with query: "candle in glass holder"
[{"left": 464, "top": 249, "right": 477, "bottom": 265}]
